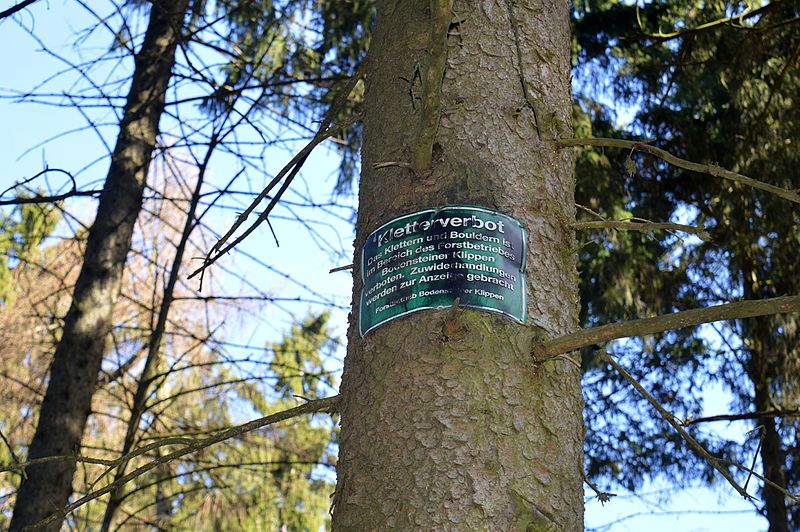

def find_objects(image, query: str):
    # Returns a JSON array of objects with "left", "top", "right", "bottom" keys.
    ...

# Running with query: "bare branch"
[
  {"left": 26, "top": 395, "right": 340, "bottom": 530},
  {"left": 572, "top": 220, "right": 710, "bottom": 240},
  {"left": 583, "top": 473, "right": 617, "bottom": 505},
  {"left": 1, "top": 453, "right": 118, "bottom": 474},
  {"left": 721, "top": 458, "right": 800, "bottom": 504},
  {"left": 0, "top": 428, "right": 23, "bottom": 478},
  {"left": 329, "top": 263, "right": 353, "bottom": 273},
  {"left": 0, "top": 189, "right": 101, "bottom": 206},
  {"left": 680, "top": 408, "right": 800, "bottom": 426},
  {"left": 0, "top": 167, "right": 101, "bottom": 206},
  {"left": 2, "top": 168, "right": 72, "bottom": 197},
  {"left": 540, "top": 295, "right": 800, "bottom": 357},
  {"left": 558, "top": 137, "right": 800, "bottom": 205},
  {"left": 185, "top": 67, "right": 364, "bottom": 287},
  {"left": 0, "top": 0, "right": 40, "bottom": 21},
  {"left": 187, "top": 114, "right": 359, "bottom": 286},
  {"left": 601, "top": 353, "right": 753, "bottom": 500}
]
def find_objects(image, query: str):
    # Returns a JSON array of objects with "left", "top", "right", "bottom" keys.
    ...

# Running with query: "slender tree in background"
[
  {"left": 106, "top": 313, "right": 339, "bottom": 530},
  {"left": 98, "top": 110, "right": 231, "bottom": 532},
  {"left": 332, "top": 0, "right": 583, "bottom": 528},
  {"left": 9, "top": 2, "right": 191, "bottom": 527}
]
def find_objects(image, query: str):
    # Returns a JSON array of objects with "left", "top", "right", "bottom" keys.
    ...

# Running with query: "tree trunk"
[
  {"left": 741, "top": 257, "right": 790, "bottom": 531},
  {"left": 748, "top": 316, "right": 789, "bottom": 532},
  {"left": 332, "top": 0, "right": 583, "bottom": 529},
  {"left": 10, "top": 2, "right": 189, "bottom": 529},
  {"left": 757, "top": 406, "right": 789, "bottom": 532}
]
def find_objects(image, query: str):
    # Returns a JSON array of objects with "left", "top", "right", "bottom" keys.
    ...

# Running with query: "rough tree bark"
[
  {"left": 10, "top": 2, "right": 190, "bottom": 529},
  {"left": 332, "top": 0, "right": 583, "bottom": 529}
]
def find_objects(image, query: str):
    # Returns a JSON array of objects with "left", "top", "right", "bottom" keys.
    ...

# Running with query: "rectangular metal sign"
[{"left": 359, "top": 206, "right": 527, "bottom": 336}]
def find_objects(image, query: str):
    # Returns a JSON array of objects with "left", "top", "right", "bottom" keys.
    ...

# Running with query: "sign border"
[{"left": 358, "top": 205, "right": 528, "bottom": 336}]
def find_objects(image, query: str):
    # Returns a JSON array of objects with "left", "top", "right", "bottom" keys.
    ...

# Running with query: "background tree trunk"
[
  {"left": 10, "top": 2, "right": 189, "bottom": 529},
  {"left": 745, "top": 289, "right": 789, "bottom": 532},
  {"left": 739, "top": 250, "right": 789, "bottom": 531},
  {"left": 333, "top": 0, "right": 583, "bottom": 529}
]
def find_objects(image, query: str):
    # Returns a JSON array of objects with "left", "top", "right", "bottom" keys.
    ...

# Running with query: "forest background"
[{"left": 0, "top": 0, "right": 797, "bottom": 530}]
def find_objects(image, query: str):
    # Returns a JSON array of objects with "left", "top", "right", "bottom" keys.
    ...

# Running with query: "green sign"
[{"left": 359, "top": 206, "right": 527, "bottom": 336}]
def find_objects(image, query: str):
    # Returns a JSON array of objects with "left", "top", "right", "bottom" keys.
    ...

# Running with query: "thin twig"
[
  {"left": 575, "top": 203, "right": 606, "bottom": 221},
  {"left": 680, "top": 408, "right": 799, "bottom": 426},
  {"left": 721, "top": 458, "right": 800, "bottom": 504},
  {"left": 329, "top": 264, "right": 353, "bottom": 273},
  {"left": 187, "top": 68, "right": 364, "bottom": 285},
  {"left": 0, "top": 189, "right": 101, "bottom": 206},
  {"left": 635, "top": 0, "right": 787, "bottom": 43},
  {"left": 372, "top": 161, "right": 413, "bottom": 170},
  {"left": 0, "top": 168, "right": 97, "bottom": 207},
  {"left": 743, "top": 426, "right": 764, "bottom": 494},
  {"left": 0, "top": 453, "right": 118, "bottom": 474},
  {"left": 0, "top": 0, "right": 40, "bottom": 20},
  {"left": 0, "top": 428, "right": 24, "bottom": 478},
  {"left": 583, "top": 473, "right": 617, "bottom": 505}
]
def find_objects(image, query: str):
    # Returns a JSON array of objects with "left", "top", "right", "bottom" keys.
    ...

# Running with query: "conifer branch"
[
  {"left": 634, "top": 0, "right": 788, "bottom": 42},
  {"left": 558, "top": 137, "right": 800, "bottom": 205},
  {"left": 0, "top": 168, "right": 100, "bottom": 206},
  {"left": 603, "top": 353, "right": 800, "bottom": 505},
  {"left": 0, "top": 453, "right": 118, "bottom": 475},
  {"left": 680, "top": 408, "right": 800, "bottom": 426},
  {"left": 540, "top": 295, "right": 800, "bottom": 356},
  {"left": 720, "top": 458, "right": 800, "bottom": 504}
]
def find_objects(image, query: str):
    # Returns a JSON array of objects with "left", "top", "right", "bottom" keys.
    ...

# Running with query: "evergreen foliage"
[
  {"left": 0, "top": 202, "right": 59, "bottom": 303},
  {"left": 573, "top": 0, "right": 799, "bottom": 526},
  {"left": 166, "top": 314, "right": 338, "bottom": 529}
]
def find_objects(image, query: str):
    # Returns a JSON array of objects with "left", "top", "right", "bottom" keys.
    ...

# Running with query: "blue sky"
[{"left": 0, "top": 1, "right": 771, "bottom": 529}]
